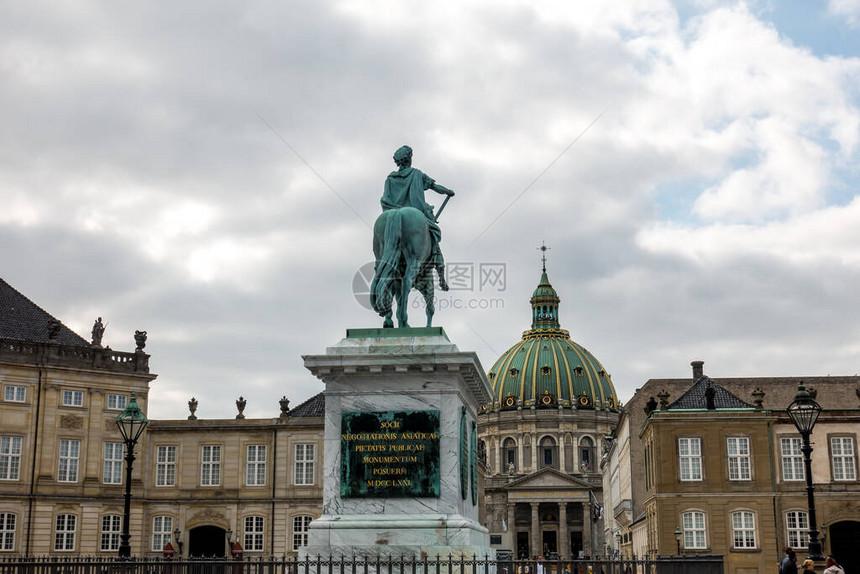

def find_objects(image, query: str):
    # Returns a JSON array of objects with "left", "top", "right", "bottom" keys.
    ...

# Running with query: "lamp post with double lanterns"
[
  {"left": 115, "top": 393, "right": 149, "bottom": 558},
  {"left": 786, "top": 382, "right": 825, "bottom": 562}
]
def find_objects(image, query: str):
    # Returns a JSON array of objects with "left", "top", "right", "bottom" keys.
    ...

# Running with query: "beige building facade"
[
  {"left": 601, "top": 361, "right": 860, "bottom": 574},
  {"left": 0, "top": 278, "right": 324, "bottom": 557}
]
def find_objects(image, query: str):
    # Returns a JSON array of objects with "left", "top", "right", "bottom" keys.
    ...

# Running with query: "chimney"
[{"left": 691, "top": 360, "right": 704, "bottom": 382}]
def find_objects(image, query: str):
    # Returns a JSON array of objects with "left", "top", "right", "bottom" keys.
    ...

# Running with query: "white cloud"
[{"left": 829, "top": 0, "right": 860, "bottom": 27}]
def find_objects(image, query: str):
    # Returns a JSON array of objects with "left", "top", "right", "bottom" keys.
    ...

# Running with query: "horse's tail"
[{"left": 370, "top": 210, "right": 402, "bottom": 316}]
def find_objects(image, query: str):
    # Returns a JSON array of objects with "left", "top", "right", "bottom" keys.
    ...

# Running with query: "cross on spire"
[{"left": 537, "top": 241, "right": 551, "bottom": 272}]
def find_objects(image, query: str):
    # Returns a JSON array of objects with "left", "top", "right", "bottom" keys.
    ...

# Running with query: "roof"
[
  {"left": 487, "top": 266, "right": 618, "bottom": 410},
  {"left": 290, "top": 392, "right": 325, "bottom": 417},
  {"left": 0, "top": 278, "right": 89, "bottom": 347},
  {"left": 666, "top": 376, "right": 754, "bottom": 410}
]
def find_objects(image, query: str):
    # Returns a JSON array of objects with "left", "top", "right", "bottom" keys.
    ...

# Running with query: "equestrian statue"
[{"left": 370, "top": 145, "right": 455, "bottom": 328}]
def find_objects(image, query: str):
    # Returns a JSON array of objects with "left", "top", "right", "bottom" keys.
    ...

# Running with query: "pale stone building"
[
  {"left": 477, "top": 265, "right": 620, "bottom": 559},
  {"left": 603, "top": 361, "right": 860, "bottom": 574},
  {"left": 0, "top": 277, "right": 324, "bottom": 557}
]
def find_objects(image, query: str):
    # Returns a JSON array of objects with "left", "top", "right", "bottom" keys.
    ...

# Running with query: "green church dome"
[{"left": 486, "top": 262, "right": 619, "bottom": 412}]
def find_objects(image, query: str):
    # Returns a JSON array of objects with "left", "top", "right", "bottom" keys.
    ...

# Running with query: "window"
[
  {"left": 503, "top": 438, "right": 517, "bottom": 473},
  {"left": 201, "top": 445, "right": 221, "bottom": 486},
  {"left": 682, "top": 511, "right": 706, "bottom": 549},
  {"left": 103, "top": 443, "right": 123, "bottom": 484},
  {"left": 156, "top": 446, "right": 176, "bottom": 487},
  {"left": 295, "top": 444, "right": 314, "bottom": 485},
  {"left": 731, "top": 511, "right": 756, "bottom": 549},
  {"left": 781, "top": 437, "right": 804, "bottom": 481},
  {"left": 540, "top": 436, "right": 556, "bottom": 468},
  {"left": 579, "top": 436, "right": 595, "bottom": 472},
  {"left": 292, "top": 515, "right": 312, "bottom": 551},
  {"left": 61, "top": 390, "right": 83, "bottom": 407},
  {"left": 244, "top": 516, "right": 264, "bottom": 551},
  {"left": 831, "top": 437, "right": 857, "bottom": 481},
  {"left": 0, "top": 437, "right": 22, "bottom": 481},
  {"left": 727, "top": 437, "right": 751, "bottom": 481},
  {"left": 100, "top": 515, "right": 121, "bottom": 551},
  {"left": 3, "top": 386, "right": 25, "bottom": 403},
  {"left": 54, "top": 514, "right": 76, "bottom": 551},
  {"left": 151, "top": 516, "right": 173, "bottom": 552},
  {"left": 786, "top": 510, "right": 809, "bottom": 549},
  {"left": 246, "top": 445, "right": 267, "bottom": 486},
  {"left": 58, "top": 439, "right": 80, "bottom": 482},
  {"left": 106, "top": 394, "right": 127, "bottom": 410},
  {"left": 679, "top": 438, "right": 702, "bottom": 481},
  {"left": 0, "top": 513, "right": 15, "bottom": 551}
]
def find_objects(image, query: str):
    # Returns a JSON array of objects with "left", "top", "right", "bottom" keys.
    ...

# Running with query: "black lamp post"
[
  {"left": 786, "top": 382, "right": 825, "bottom": 562},
  {"left": 173, "top": 528, "right": 183, "bottom": 556},
  {"left": 674, "top": 526, "right": 681, "bottom": 555},
  {"left": 115, "top": 393, "right": 149, "bottom": 558}
]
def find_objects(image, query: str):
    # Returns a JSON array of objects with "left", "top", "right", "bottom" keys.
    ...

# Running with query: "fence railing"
[{"left": 0, "top": 555, "right": 723, "bottom": 574}]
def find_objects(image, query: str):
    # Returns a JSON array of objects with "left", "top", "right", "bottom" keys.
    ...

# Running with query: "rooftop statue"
[{"left": 371, "top": 145, "right": 455, "bottom": 328}]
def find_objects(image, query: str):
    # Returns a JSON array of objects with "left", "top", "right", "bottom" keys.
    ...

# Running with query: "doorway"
[
  {"left": 830, "top": 521, "right": 860, "bottom": 574},
  {"left": 570, "top": 531, "right": 583, "bottom": 559},
  {"left": 516, "top": 531, "right": 530, "bottom": 558},
  {"left": 188, "top": 525, "right": 227, "bottom": 557},
  {"left": 542, "top": 530, "right": 557, "bottom": 555}
]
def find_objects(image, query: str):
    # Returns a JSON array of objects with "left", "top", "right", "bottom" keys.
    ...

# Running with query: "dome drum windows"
[{"left": 502, "top": 438, "right": 518, "bottom": 474}]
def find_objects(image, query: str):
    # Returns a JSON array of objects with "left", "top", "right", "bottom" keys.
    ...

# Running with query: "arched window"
[
  {"left": 292, "top": 516, "right": 312, "bottom": 551},
  {"left": 579, "top": 437, "right": 595, "bottom": 472},
  {"left": 681, "top": 511, "right": 706, "bottom": 549},
  {"left": 100, "top": 514, "right": 121, "bottom": 552},
  {"left": 0, "top": 513, "right": 16, "bottom": 551},
  {"left": 731, "top": 511, "right": 756, "bottom": 549},
  {"left": 503, "top": 438, "right": 517, "bottom": 473},
  {"left": 244, "top": 516, "right": 265, "bottom": 552},
  {"left": 785, "top": 510, "right": 809, "bottom": 549},
  {"left": 540, "top": 436, "right": 557, "bottom": 469},
  {"left": 478, "top": 440, "right": 487, "bottom": 463}
]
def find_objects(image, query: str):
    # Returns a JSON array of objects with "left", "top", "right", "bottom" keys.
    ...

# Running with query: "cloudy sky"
[{"left": 2, "top": 1, "right": 859, "bottom": 419}]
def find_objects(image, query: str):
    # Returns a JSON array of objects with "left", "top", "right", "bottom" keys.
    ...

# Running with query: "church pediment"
[{"left": 503, "top": 467, "right": 594, "bottom": 491}]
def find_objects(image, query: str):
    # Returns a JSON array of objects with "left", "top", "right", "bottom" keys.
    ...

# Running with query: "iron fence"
[{"left": 0, "top": 555, "right": 723, "bottom": 574}]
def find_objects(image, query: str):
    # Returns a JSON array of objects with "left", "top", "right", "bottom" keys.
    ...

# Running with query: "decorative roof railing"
[{"left": 0, "top": 338, "right": 149, "bottom": 374}]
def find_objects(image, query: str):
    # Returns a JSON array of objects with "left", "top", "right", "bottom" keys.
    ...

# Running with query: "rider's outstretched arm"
[{"left": 430, "top": 183, "right": 455, "bottom": 196}]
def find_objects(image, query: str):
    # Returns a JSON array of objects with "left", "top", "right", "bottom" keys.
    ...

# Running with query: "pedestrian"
[
  {"left": 823, "top": 555, "right": 845, "bottom": 574},
  {"left": 801, "top": 559, "right": 815, "bottom": 574},
  {"left": 780, "top": 548, "right": 797, "bottom": 574}
]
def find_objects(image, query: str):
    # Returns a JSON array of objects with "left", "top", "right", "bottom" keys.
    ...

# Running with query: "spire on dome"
[{"left": 529, "top": 244, "right": 561, "bottom": 331}]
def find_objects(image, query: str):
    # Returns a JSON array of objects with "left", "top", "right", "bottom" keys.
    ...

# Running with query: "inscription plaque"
[{"left": 341, "top": 410, "right": 440, "bottom": 498}]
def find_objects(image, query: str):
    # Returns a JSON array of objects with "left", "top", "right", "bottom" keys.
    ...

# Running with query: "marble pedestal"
[{"left": 301, "top": 327, "right": 494, "bottom": 559}]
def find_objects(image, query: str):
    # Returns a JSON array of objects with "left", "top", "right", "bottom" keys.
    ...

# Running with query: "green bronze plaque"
[{"left": 340, "top": 410, "right": 440, "bottom": 498}]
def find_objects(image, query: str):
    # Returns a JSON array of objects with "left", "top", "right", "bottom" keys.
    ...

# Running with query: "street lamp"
[
  {"left": 786, "top": 382, "right": 825, "bottom": 562},
  {"left": 173, "top": 528, "right": 183, "bottom": 556},
  {"left": 673, "top": 526, "right": 682, "bottom": 555},
  {"left": 115, "top": 393, "right": 149, "bottom": 558}
]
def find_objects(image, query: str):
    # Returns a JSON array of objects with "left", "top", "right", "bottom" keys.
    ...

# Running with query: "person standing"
[
  {"left": 780, "top": 548, "right": 797, "bottom": 574},
  {"left": 801, "top": 559, "right": 816, "bottom": 574},
  {"left": 823, "top": 555, "right": 845, "bottom": 574}
]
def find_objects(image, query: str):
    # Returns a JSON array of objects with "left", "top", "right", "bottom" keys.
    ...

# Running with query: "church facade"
[{"left": 477, "top": 265, "right": 620, "bottom": 559}]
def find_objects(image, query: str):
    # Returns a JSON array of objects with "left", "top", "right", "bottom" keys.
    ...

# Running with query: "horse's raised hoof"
[
  {"left": 383, "top": 320, "right": 394, "bottom": 328},
  {"left": 439, "top": 276, "right": 450, "bottom": 292}
]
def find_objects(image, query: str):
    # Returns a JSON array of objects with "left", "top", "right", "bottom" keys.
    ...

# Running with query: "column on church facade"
[
  {"left": 558, "top": 502, "right": 568, "bottom": 558},
  {"left": 582, "top": 502, "right": 592, "bottom": 555},
  {"left": 518, "top": 435, "right": 524, "bottom": 473},
  {"left": 495, "top": 438, "right": 501, "bottom": 474},
  {"left": 530, "top": 502, "right": 540, "bottom": 557},
  {"left": 558, "top": 435, "right": 565, "bottom": 472},
  {"left": 531, "top": 432, "right": 538, "bottom": 471}
]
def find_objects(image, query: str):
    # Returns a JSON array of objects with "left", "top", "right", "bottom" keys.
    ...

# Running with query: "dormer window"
[
  {"left": 541, "top": 366, "right": 551, "bottom": 376},
  {"left": 574, "top": 367, "right": 584, "bottom": 376}
]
